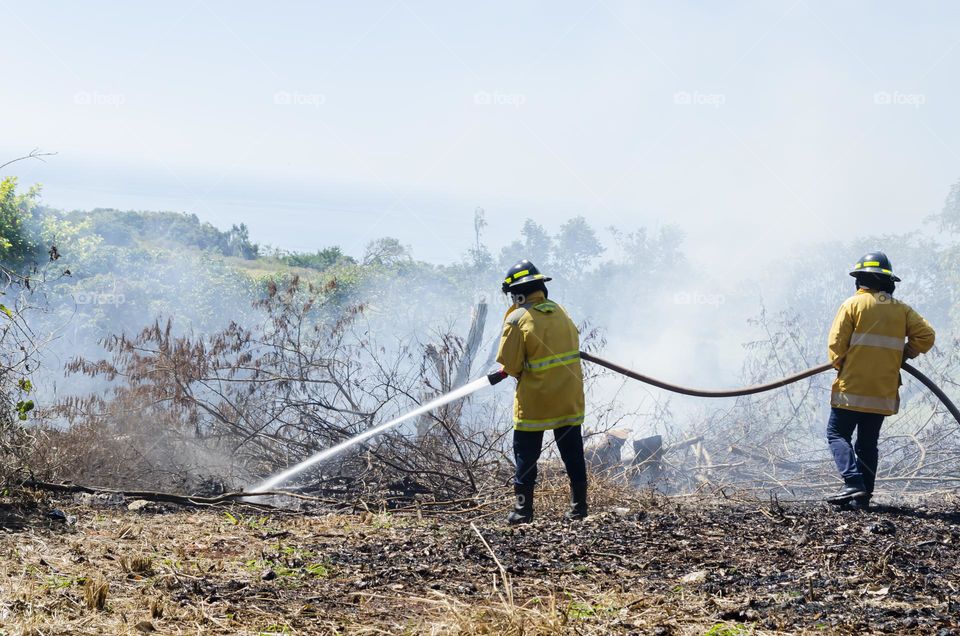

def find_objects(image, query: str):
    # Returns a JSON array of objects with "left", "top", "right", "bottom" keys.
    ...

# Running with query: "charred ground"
[{"left": 2, "top": 486, "right": 959, "bottom": 635}]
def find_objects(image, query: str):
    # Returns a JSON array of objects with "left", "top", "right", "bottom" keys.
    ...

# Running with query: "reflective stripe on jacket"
[
  {"left": 828, "top": 288, "right": 935, "bottom": 415},
  {"left": 496, "top": 291, "right": 585, "bottom": 432}
]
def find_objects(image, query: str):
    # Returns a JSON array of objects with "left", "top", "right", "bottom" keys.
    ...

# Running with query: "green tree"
[
  {"left": 0, "top": 178, "right": 40, "bottom": 266},
  {"left": 499, "top": 219, "right": 553, "bottom": 271},
  {"left": 466, "top": 208, "right": 494, "bottom": 273},
  {"left": 226, "top": 223, "right": 259, "bottom": 259},
  {"left": 553, "top": 216, "right": 604, "bottom": 279},
  {"left": 940, "top": 177, "right": 960, "bottom": 234},
  {"left": 363, "top": 237, "right": 412, "bottom": 268}
]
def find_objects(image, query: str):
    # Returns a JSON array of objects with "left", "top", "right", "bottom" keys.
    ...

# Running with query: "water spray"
[
  {"left": 248, "top": 370, "right": 508, "bottom": 494},
  {"left": 251, "top": 349, "right": 959, "bottom": 495}
]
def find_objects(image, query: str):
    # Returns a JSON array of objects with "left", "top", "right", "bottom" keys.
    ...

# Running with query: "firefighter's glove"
[{"left": 486, "top": 368, "right": 508, "bottom": 385}]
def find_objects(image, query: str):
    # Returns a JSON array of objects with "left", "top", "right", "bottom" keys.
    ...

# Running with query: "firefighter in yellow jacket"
[
  {"left": 825, "top": 251, "right": 935, "bottom": 508},
  {"left": 496, "top": 260, "right": 587, "bottom": 524}
]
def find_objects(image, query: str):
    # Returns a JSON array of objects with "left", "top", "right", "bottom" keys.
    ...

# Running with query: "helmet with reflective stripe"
[
  {"left": 501, "top": 259, "right": 552, "bottom": 293},
  {"left": 849, "top": 251, "right": 901, "bottom": 282}
]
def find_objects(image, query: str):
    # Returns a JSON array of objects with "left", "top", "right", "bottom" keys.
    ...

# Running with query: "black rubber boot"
[
  {"left": 848, "top": 494, "right": 872, "bottom": 510},
  {"left": 826, "top": 485, "right": 868, "bottom": 505},
  {"left": 507, "top": 483, "right": 534, "bottom": 525},
  {"left": 564, "top": 481, "right": 588, "bottom": 521}
]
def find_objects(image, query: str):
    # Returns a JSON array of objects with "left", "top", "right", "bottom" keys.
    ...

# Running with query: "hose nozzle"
[{"left": 486, "top": 368, "right": 508, "bottom": 385}]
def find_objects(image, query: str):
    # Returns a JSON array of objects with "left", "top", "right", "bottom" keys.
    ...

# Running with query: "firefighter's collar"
[
  {"left": 518, "top": 290, "right": 547, "bottom": 305},
  {"left": 503, "top": 290, "right": 549, "bottom": 321}
]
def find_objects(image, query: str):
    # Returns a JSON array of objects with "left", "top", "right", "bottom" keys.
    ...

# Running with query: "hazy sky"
[{"left": 3, "top": 1, "right": 959, "bottom": 273}]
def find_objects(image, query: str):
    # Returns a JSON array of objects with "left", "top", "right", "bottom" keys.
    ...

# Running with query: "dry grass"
[
  {"left": 83, "top": 576, "right": 109, "bottom": 611},
  {"left": 0, "top": 484, "right": 707, "bottom": 635},
  {"left": 1, "top": 482, "right": 958, "bottom": 635}
]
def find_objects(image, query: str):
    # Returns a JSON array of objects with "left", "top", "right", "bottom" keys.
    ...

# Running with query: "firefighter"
[
  {"left": 496, "top": 259, "right": 587, "bottom": 524},
  {"left": 825, "top": 252, "right": 935, "bottom": 508}
]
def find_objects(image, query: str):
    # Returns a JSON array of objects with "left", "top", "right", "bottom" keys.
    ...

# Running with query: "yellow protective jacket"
[
  {"left": 496, "top": 291, "right": 585, "bottom": 432},
  {"left": 828, "top": 288, "right": 935, "bottom": 415}
]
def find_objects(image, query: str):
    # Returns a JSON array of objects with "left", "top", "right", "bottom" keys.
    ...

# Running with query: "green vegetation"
[
  {"left": 242, "top": 543, "right": 331, "bottom": 580},
  {"left": 0, "top": 177, "right": 42, "bottom": 264},
  {"left": 277, "top": 246, "right": 354, "bottom": 271},
  {"left": 704, "top": 623, "right": 750, "bottom": 636},
  {"left": 223, "top": 511, "right": 272, "bottom": 531},
  {"left": 566, "top": 600, "right": 597, "bottom": 619},
  {"left": 940, "top": 178, "right": 960, "bottom": 234},
  {"left": 45, "top": 574, "right": 84, "bottom": 590},
  {"left": 0, "top": 180, "right": 689, "bottom": 352},
  {"left": 62, "top": 208, "right": 259, "bottom": 258}
]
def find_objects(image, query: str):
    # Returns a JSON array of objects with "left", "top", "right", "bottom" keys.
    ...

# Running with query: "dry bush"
[
  {"left": 40, "top": 277, "right": 521, "bottom": 499},
  {"left": 642, "top": 307, "right": 960, "bottom": 498},
  {"left": 0, "top": 262, "right": 67, "bottom": 485}
]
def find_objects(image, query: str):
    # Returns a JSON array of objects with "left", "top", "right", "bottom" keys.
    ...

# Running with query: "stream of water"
[{"left": 248, "top": 376, "right": 492, "bottom": 494}]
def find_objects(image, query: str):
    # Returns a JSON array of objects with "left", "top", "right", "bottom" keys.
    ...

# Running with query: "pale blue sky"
[{"left": 3, "top": 1, "right": 959, "bottom": 271}]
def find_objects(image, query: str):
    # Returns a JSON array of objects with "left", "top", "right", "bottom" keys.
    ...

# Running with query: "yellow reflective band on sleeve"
[
  {"left": 863, "top": 261, "right": 881, "bottom": 267},
  {"left": 524, "top": 349, "right": 580, "bottom": 372}
]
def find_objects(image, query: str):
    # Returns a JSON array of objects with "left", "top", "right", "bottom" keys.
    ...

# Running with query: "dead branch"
[
  {"left": 20, "top": 479, "right": 339, "bottom": 508},
  {"left": 0, "top": 148, "right": 57, "bottom": 171}
]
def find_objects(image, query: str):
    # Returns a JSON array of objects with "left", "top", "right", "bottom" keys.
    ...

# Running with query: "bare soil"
[{"left": 2, "top": 487, "right": 959, "bottom": 635}]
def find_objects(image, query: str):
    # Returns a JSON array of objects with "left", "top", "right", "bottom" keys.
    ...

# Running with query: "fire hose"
[
  {"left": 251, "top": 351, "right": 959, "bottom": 493},
  {"left": 577, "top": 350, "right": 960, "bottom": 426}
]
